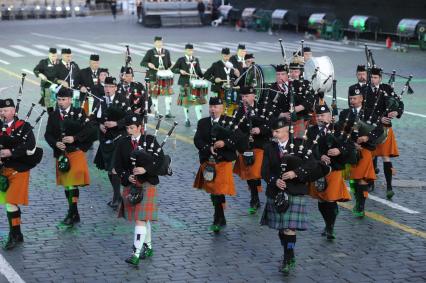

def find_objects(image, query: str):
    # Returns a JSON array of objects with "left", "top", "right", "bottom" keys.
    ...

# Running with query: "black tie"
[{"left": 61, "top": 110, "right": 67, "bottom": 118}]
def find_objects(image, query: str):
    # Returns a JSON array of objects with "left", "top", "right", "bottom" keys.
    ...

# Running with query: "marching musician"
[
  {"left": 337, "top": 86, "right": 383, "bottom": 217},
  {"left": 171, "top": 43, "right": 204, "bottom": 127},
  {"left": 229, "top": 43, "right": 247, "bottom": 74},
  {"left": 204, "top": 48, "right": 240, "bottom": 116},
  {"left": 193, "top": 97, "right": 238, "bottom": 232},
  {"left": 287, "top": 62, "right": 315, "bottom": 138},
  {"left": 368, "top": 67, "right": 404, "bottom": 199},
  {"left": 53, "top": 48, "right": 80, "bottom": 90},
  {"left": 235, "top": 53, "right": 255, "bottom": 88},
  {"left": 307, "top": 103, "right": 352, "bottom": 240},
  {"left": 77, "top": 54, "right": 101, "bottom": 114},
  {"left": 0, "top": 99, "right": 36, "bottom": 249},
  {"left": 302, "top": 46, "right": 313, "bottom": 62},
  {"left": 33, "top": 47, "right": 58, "bottom": 113},
  {"left": 91, "top": 68, "right": 109, "bottom": 98},
  {"left": 117, "top": 67, "right": 150, "bottom": 114},
  {"left": 233, "top": 86, "right": 271, "bottom": 214},
  {"left": 140, "top": 36, "right": 174, "bottom": 119},
  {"left": 92, "top": 76, "right": 130, "bottom": 210},
  {"left": 260, "top": 117, "right": 327, "bottom": 275},
  {"left": 348, "top": 65, "right": 369, "bottom": 105},
  {"left": 44, "top": 88, "right": 96, "bottom": 227},
  {"left": 268, "top": 64, "right": 290, "bottom": 118},
  {"left": 114, "top": 114, "right": 161, "bottom": 266}
]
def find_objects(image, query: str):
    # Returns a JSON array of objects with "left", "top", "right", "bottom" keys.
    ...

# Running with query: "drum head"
[{"left": 304, "top": 56, "right": 334, "bottom": 93}]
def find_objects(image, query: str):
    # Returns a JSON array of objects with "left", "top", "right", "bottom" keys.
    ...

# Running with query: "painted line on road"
[
  {"left": 0, "top": 67, "right": 39, "bottom": 85},
  {"left": 338, "top": 202, "right": 426, "bottom": 239},
  {"left": 368, "top": 194, "right": 420, "bottom": 214},
  {"left": 0, "top": 59, "right": 10, "bottom": 65},
  {"left": 0, "top": 254, "right": 26, "bottom": 283},
  {"left": 21, "top": 69, "right": 35, "bottom": 76},
  {"left": 31, "top": 32, "right": 88, "bottom": 44},
  {"left": 325, "top": 95, "right": 426, "bottom": 118},
  {"left": 0, "top": 47, "right": 23, "bottom": 58},
  {"left": 0, "top": 65, "right": 424, "bottom": 240},
  {"left": 10, "top": 45, "right": 44, "bottom": 56}
]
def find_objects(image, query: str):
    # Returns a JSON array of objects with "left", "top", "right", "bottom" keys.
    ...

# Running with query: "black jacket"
[
  {"left": 140, "top": 48, "right": 172, "bottom": 82},
  {"left": 229, "top": 55, "right": 245, "bottom": 73},
  {"left": 53, "top": 61, "right": 80, "bottom": 88},
  {"left": 0, "top": 119, "right": 36, "bottom": 172},
  {"left": 203, "top": 60, "right": 237, "bottom": 93},
  {"left": 44, "top": 107, "right": 96, "bottom": 158},
  {"left": 262, "top": 139, "right": 327, "bottom": 198},
  {"left": 114, "top": 135, "right": 161, "bottom": 186},
  {"left": 289, "top": 79, "right": 315, "bottom": 120},
  {"left": 33, "top": 58, "right": 58, "bottom": 88},
  {"left": 77, "top": 67, "right": 99, "bottom": 91},
  {"left": 194, "top": 115, "right": 238, "bottom": 163},
  {"left": 233, "top": 102, "right": 271, "bottom": 152},
  {"left": 117, "top": 81, "right": 151, "bottom": 113},
  {"left": 171, "top": 56, "right": 203, "bottom": 86}
]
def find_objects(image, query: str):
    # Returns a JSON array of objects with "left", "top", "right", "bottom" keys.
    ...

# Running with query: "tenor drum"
[
  {"left": 304, "top": 56, "right": 335, "bottom": 93},
  {"left": 156, "top": 70, "right": 174, "bottom": 88},
  {"left": 190, "top": 79, "right": 209, "bottom": 97}
]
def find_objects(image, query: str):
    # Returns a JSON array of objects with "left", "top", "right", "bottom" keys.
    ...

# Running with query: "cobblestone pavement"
[{"left": 0, "top": 15, "right": 425, "bottom": 283}]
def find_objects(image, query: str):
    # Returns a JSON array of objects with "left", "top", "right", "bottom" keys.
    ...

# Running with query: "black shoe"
[
  {"left": 61, "top": 213, "right": 75, "bottom": 227},
  {"left": 165, "top": 113, "right": 175, "bottom": 119},
  {"left": 326, "top": 228, "right": 336, "bottom": 240},
  {"left": 321, "top": 228, "right": 327, "bottom": 237},
  {"left": 185, "top": 120, "right": 191, "bottom": 127},
  {"left": 216, "top": 217, "right": 227, "bottom": 227},
  {"left": 2, "top": 233, "right": 24, "bottom": 250},
  {"left": 386, "top": 189, "right": 395, "bottom": 200},
  {"left": 73, "top": 213, "right": 80, "bottom": 223},
  {"left": 107, "top": 200, "right": 120, "bottom": 210}
]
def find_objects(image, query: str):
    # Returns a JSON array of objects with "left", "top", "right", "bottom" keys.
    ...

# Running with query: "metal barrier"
[
  {"left": 347, "top": 15, "right": 380, "bottom": 41},
  {"left": 271, "top": 9, "right": 299, "bottom": 32}
]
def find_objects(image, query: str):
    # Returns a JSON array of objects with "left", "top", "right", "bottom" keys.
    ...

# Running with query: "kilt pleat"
[
  {"left": 118, "top": 184, "right": 158, "bottom": 222},
  {"left": 56, "top": 150, "right": 90, "bottom": 187}
]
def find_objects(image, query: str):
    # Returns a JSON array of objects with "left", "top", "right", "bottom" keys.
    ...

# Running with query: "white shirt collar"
[
  {"left": 7, "top": 120, "right": 13, "bottom": 127},
  {"left": 132, "top": 135, "right": 141, "bottom": 142},
  {"left": 278, "top": 140, "right": 288, "bottom": 148},
  {"left": 61, "top": 106, "right": 71, "bottom": 114}
]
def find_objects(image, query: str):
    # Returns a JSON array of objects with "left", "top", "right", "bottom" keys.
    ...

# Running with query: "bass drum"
[
  {"left": 244, "top": 64, "right": 276, "bottom": 98},
  {"left": 304, "top": 56, "right": 335, "bottom": 93}
]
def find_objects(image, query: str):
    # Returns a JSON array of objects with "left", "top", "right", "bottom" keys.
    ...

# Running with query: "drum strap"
[{"left": 224, "top": 67, "right": 231, "bottom": 84}]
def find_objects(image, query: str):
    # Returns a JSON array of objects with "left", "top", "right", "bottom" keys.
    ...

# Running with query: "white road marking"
[
  {"left": 119, "top": 43, "right": 151, "bottom": 51},
  {"left": 21, "top": 68, "right": 35, "bottom": 76},
  {"left": 10, "top": 45, "right": 44, "bottom": 56},
  {"left": 56, "top": 44, "right": 93, "bottom": 55},
  {"left": 32, "top": 44, "right": 52, "bottom": 51},
  {"left": 138, "top": 43, "right": 182, "bottom": 53},
  {"left": 0, "top": 59, "right": 10, "bottom": 65},
  {"left": 302, "top": 41, "right": 362, "bottom": 52},
  {"left": 78, "top": 44, "right": 120, "bottom": 54},
  {"left": 0, "top": 253, "right": 26, "bottom": 283},
  {"left": 316, "top": 39, "right": 384, "bottom": 50},
  {"left": 368, "top": 194, "right": 420, "bottom": 214},
  {"left": 0, "top": 47, "right": 23, "bottom": 58},
  {"left": 31, "top": 32, "right": 88, "bottom": 44},
  {"left": 193, "top": 43, "right": 223, "bottom": 52},
  {"left": 325, "top": 94, "right": 426, "bottom": 119},
  {"left": 96, "top": 43, "right": 145, "bottom": 56}
]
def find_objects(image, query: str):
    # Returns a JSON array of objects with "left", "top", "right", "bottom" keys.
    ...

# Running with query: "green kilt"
[
  {"left": 177, "top": 85, "right": 207, "bottom": 107},
  {"left": 118, "top": 184, "right": 158, "bottom": 222},
  {"left": 260, "top": 195, "right": 308, "bottom": 231},
  {"left": 39, "top": 87, "right": 56, "bottom": 108}
]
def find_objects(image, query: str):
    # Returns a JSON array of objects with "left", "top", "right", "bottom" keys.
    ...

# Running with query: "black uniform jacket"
[
  {"left": 194, "top": 115, "right": 238, "bottom": 163},
  {"left": 33, "top": 58, "right": 58, "bottom": 88},
  {"left": 44, "top": 107, "right": 96, "bottom": 158},
  {"left": 114, "top": 135, "right": 161, "bottom": 187},
  {"left": 203, "top": 60, "right": 237, "bottom": 93},
  {"left": 77, "top": 67, "right": 99, "bottom": 91},
  {"left": 171, "top": 56, "right": 203, "bottom": 86},
  {"left": 0, "top": 119, "right": 36, "bottom": 172},
  {"left": 53, "top": 61, "right": 80, "bottom": 88},
  {"left": 140, "top": 48, "right": 172, "bottom": 82}
]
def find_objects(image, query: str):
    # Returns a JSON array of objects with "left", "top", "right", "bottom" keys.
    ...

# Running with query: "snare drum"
[
  {"left": 156, "top": 70, "right": 174, "bottom": 88},
  {"left": 190, "top": 79, "right": 209, "bottom": 97}
]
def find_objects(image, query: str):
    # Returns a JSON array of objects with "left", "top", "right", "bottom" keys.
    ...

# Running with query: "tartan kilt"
[
  {"left": 260, "top": 195, "right": 308, "bottom": 231},
  {"left": 350, "top": 148, "right": 376, "bottom": 182},
  {"left": 233, "top": 148, "right": 264, "bottom": 180},
  {"left": 0, "top": 168, "right": 30, "bottom": 206},
  {"left": 213, "top": 90, "right": 238, "bottom": 117},
  {"left": 56, "top": 150, "right": 90, "bottom": 187},
  {"left": 149, "top": 81, "right": 174, "bottom": 97},
  {"left": 193, "top": 161, "right": 236, "bottom": 196},
  {"left": 177, "top": 85, "right": 207, "bottom": 107},
  {"left": 118, "top": 183, "right": 158, "bottom": 222},
  {"left": 308, "top": 170, "right": 351, "bottom": 202},
  {"left": 40, "top": 87, "right": 56, "bottom": 109},
  {"left": 374, "top": 127, "right": 399, "bottom": 157}
]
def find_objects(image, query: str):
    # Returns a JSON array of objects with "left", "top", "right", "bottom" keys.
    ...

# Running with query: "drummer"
[
  {"left": 303, "top": 46, "right": 313, "bottom": 62},
  {"left": 140, "top": 36, "right": 174, "bottom": 119},
  {"left": 204, "top": 48, "right": 240, "bottom": 116},
  {"left": 171, "top": 43, "right": 204, "bottom": 127}
]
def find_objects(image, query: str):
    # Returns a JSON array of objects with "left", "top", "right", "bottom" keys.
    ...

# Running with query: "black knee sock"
[
  {"left": 317, "top": 202, "right": 329, "bottom": 228},
  {"left": 109, "top": 174, "right": 121, "bottom": 202},
  {"left": 7, "top": 209, "right": 22, "bottom": 236},
  {"left": 211, "top": 194, "right": 225, "bottom": 221},
  {"left": 328, "top": 202, "right": 338, "bottom": 229},
  {"left": 65, "top": 190, "right": 71, "bottom": 206},
  {"left": 247, "top": 179, "right": 260, "bottom": 200},
  {"left": 69, "top": 189, "right": 79, "bottom": 215},
  {"left": 373, "top": 156, "right": 378, "bottom": 170},
  {"left": 282, "top": 234, "right": 296, "bottom": 261},
  {"left": 357, "top": 184, "right": 368, "bottom": 212},
  {"left": 383, "top": 162, "right": 393, "bottom": 191}
]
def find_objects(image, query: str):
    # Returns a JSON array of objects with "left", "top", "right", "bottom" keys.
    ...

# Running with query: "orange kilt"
[
  {"left": 374, "top": 127, "right": 399, "bottom": 157},
  {"left": 309, "top": 170, "right": 351, "bottom": 202},
  {"left": 56, "top": 150, "right": 90, "bottom": 187},
  {"left": 233, "top": 149, "right": 264, "bottom": 180},
  {"left": 0, "top": 168, "right": 30, "bottom": 205},
  {"left": 193, "top": 161, "right": 236, "bottom": 196},
  {"left": 350, "top": 148, "right": 376, "bottom": 181}
]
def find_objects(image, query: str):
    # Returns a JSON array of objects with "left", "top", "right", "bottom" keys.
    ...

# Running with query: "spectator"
[{"left": 197, "top": 0, "right": 205, "bottom": 25}]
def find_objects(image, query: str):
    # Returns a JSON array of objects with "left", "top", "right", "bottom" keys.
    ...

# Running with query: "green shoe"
[
  {"left": 140, "top": 243, "right": 153, "bottom": 260},
  {"left": 326, "top": 229, "right": 336, "bottom": 240},
  {"left": 289, "top": 258, "right": 296, "bottom": 269},
  {"left": 386, "top": 190, "right": 395, "bottom": 200},
  {"left": 352, "top": 210, "right": 365, "bottom": 218},
  {"left": 248, "top": 207, "right": 257, "bottom": 214},
  {"left": 125, "top": 254, "right": 140, "bottom": 266},
  {"left": 209, "top": 224, "right": 221, "bottom": 233},
  {"left": 280, "top": 260, "right": 291, "bottom": 275}
]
